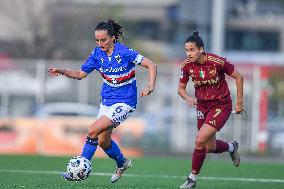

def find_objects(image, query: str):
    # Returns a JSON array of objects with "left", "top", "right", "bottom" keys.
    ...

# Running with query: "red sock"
[
  {"left": 214, "top": 140, "right": 229, "bottom": 153},
  {"left": 191, "top": 148, "right": 206, "bottom": 174}
]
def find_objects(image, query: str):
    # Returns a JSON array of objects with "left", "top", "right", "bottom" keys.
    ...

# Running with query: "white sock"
[
  {"left": 228, "top": 142, "right": 234, "bottom": 153},
  {"left": 188, "top": 173, "right": 197, "bottom": 181}
]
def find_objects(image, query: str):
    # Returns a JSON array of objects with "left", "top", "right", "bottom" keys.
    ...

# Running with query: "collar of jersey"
[{"left": 100, "top": 42, "right": 119, "bottom": 58}]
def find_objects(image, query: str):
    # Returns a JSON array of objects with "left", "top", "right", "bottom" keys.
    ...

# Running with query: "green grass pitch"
[{"left": 0, "top": 155, "right": 283, "bottom": 189}]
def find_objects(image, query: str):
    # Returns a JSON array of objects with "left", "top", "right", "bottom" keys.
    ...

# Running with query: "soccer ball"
[{"left": 66, "top": 156, "right": 92, "bottom": 181}]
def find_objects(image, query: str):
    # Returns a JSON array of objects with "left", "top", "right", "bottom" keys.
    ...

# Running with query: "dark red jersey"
[{"left": 180, "top": 53, "right": 234, "bottom": 104}]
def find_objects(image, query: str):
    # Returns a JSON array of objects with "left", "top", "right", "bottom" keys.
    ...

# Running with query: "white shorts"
[{"left": 97, "top": 103, "right": 136, "bottom": 127}]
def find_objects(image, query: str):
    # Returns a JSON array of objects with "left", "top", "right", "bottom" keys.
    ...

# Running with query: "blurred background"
[{"left": 0, "top": 0, "right": 284, "bottom": 159}]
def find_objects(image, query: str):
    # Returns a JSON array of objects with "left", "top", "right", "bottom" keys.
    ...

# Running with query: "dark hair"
[
  {"left": 185, "top": 31, "right": 204, "bottom": 48},
  {"left": 95, "top": 19, "right": 124, "bottom": 42}
]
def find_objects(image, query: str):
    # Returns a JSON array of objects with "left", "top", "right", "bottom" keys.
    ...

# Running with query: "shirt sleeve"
[
  {"left": 81, "top": 49, "right": 98, "bottom": 74},
  {"left": 179, "top": 65, "right": 189, "bottom": 84},
  {"left": 223, "top": 59, "right": 235, "bottom": 75},
  {"left": 126, "top": 48, "right": 144, "bottom": 65}
]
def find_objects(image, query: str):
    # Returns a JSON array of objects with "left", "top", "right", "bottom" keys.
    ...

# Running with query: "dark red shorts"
[{"left": 197, "top": 102, "right": 232, "bottom": 131}]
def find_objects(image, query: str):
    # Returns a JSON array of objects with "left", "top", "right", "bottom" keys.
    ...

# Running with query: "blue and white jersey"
[{"left": 81, "top": 42, "right": 144, "bottom": 108}]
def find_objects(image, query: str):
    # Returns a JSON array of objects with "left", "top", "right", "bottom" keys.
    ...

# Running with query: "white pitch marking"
[{"left": 0, "top": 169, "right": 284, "bottom": 183}]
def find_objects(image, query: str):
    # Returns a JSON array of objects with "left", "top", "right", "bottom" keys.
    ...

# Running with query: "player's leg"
[
  {"left": 100, "top": 103, "right": 135, "bottom": 183},
  {"left": 208, "top": 138, "right": 236, "bottom": 156},
  {"left": 81, "top": 115, "right": 113, "bottom": 159},
  {"left": 99, "top": 127, "right": 125, "bottom": 167},
  {"left": 206, "top": 134, "right": 230, "bottom": 154},
  {"left": 80, "top": 103, "right": 112, "bottom": 160},
  {"left": 193, "top": 124, "right": 217, "bottom": 172},
  {"left": 205, "top": 106, "right": 240, "bottom": 166},
  {"left": 229, "top": 140, "right": 240, "bottom": 167},
  {"left": 180, "top": 109, "right": 205, "bottom": 188},
  {"left": 180, "top": 124, "right": 217, "bottom": 188},
  {"left": 205, "top": 134, "right": 216, "bottom": 153},
  {"left": 98, "top": 129, "right": 132, "bottom": 183},
  {"left": 208, "top": 139, "right": 240, "bottom": 167},
  {"left": 205, "top": 135, "right": 239, "bottom": 166},
  {"left": 99, "top": 130, "right": 130, "bottom": 169},
  {"left": 62, "top": 115, "right": 113, "bottom": 181}
]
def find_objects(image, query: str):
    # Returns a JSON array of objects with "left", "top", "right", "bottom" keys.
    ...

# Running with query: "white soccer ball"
[{"left": 66, "top": 156, "right": 92, "bottom": 181}]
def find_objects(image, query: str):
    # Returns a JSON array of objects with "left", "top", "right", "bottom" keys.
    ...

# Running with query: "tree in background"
[{"left": 0, "top": 0, "right": 56, "bottom": 58}]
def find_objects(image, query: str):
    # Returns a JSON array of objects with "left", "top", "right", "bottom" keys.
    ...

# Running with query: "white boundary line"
[{"left": 0, "top": 169, "right": 284, "bottom": 183}]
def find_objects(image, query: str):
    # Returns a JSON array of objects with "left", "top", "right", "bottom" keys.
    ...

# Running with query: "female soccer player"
[
  {"left": 178, "top": 31, "right": 244, "bottom": 188},
  {"left": 48, "top": 19, "right": 157, "bottom": 183}
]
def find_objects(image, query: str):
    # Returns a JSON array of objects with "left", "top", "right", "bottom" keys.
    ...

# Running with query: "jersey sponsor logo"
[
  {"left": 197, "top": 110, "right": 204, "bottom": 119},
  {"left": 193, "top": 76, "right": 219, "bottom": 86},
  {"left": 99, "top": 66, "right": 128, "bottom": 73},
  {"left": 112, "top": 109, "right": 134, "bottom": 122}
]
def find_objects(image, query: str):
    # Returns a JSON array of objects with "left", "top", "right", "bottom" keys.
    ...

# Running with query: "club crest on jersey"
[
  {"left": 199, "top": 70, "right": 205, "bottom": 78},
  {"left": 209, "top": 69, "right": 216, "bottom": 77},
  {"left": 115, "top": 55, "right": 121, "bottom": 63}
]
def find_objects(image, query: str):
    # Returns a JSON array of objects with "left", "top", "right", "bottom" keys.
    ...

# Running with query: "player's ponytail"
[
  {"left": 95, "top": 19, "right": 124, "bottom": 42},
  {"left": 185, "top": 30, "right": 204, "bottom": 48},
  {"left": 107, "top": 19, "right": 124, "bottom": 42},
  {"left": 192, "top": 31, "right": 199, "bottom": 36}
]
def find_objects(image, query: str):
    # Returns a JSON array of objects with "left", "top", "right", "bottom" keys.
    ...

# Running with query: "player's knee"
[
  {"left": 195, "top": 137, "right": 205, "bottom": 148},
  {"left": 87, "top": 127, "right": 98, "bottom": 138}
]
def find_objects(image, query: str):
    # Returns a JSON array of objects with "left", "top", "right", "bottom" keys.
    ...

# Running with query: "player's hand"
[
  {"left": 48, "top": 68, "right": 61, "bottom": 76},
  {"left": 186, "top": 96, "right": 197, "bottom": 108},
  {"left": 140, "top": 85, "right": 154, "bottom": 97},
  {"left": 234, "top": 102, "right": 245, "bottom": 114}
]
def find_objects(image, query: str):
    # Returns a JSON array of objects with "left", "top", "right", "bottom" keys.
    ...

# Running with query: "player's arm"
[
  {"left": 48, "top": 48, "right": 97, "bottom": 80},
  {"left": 48, "top": 68, "right": 88, "bottom": 80},
  {"left": 139, "top": 57, "right": 157, "bottom": 97},
  {"left": 230, "top": 70, "right": 244, "bottom": 113},
  {"left": 178, "top": 82, "right": 197, "bottom": 107}
]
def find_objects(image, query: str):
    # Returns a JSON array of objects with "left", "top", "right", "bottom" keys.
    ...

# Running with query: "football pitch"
[{"left": 0, "top": 155, "right": 283, "bottom": 189}]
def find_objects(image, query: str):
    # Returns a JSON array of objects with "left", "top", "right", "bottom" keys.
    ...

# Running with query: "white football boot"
[
  {"left": 180, "top": 177, "right": 197, "bottom": 188},
  {"left": 111, "top": 158, "right": 132, "bottom": 183}
]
